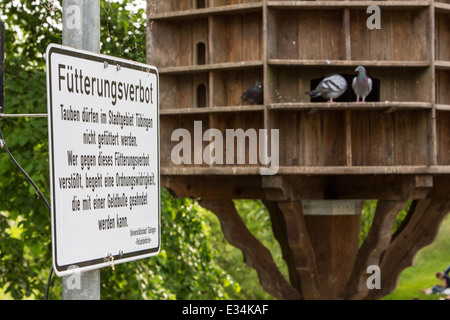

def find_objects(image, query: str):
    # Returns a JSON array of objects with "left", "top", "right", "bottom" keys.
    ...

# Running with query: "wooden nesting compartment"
[
  {"left": 349, "top": 8, "right": 430, "bottom": 62},
  {"left": 268, "top": 65, "right": 430, "bottom": 103},
  {"left": 212, "top": 68, "right": 264, "bottom": 106},
  {"left": 160, "top": 113, "right": 211, "bottom": 168},
  {"left": 208, "top": 111, "right": 266, "bottom": 167},
  {"left": 434, "top": 11, "right": 450, "bottom": 62},
  {"left": 148, "top": 0, "right": 450, "bottom": 175},
  {"left": 270, "top": 110, "right": 348, "bottom": 167},
  {"left": 160, "top": 111, "right": 265, "bottom": 169},
  {"left": 151, "top": 18, "right": 208, "bottom": 68},
  {"left": 351, "top": 110, "right": 429, "bottom": 166},
  {"left": 437, "top": 111, "right": 450, "bottom": 166},
  {"left": 210, "top": 12, "right": 263, "bottom": 64},
  {"left": 152, "top": 0, "right": 205, "bottom": 13},
  {"left": 266, "top": 9, "right": 346, "bottom": 61},
  {"left": 159, "top": 73, "right": 210, "bottom": 110},
  {"left": 211, "top": 0, "right": 262, "bottom": 7},
  {"left": 435, "top": 5, "right": 450, "bottom": 167}
]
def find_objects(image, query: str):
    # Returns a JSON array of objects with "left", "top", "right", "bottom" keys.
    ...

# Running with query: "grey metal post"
[{"left": 61, "top": 0, "right": 101, "bottom": 300}]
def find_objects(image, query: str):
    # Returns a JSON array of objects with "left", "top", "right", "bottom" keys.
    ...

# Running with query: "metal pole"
[{"left": 61, "top": 0, "right": 101, "bottom": 300}]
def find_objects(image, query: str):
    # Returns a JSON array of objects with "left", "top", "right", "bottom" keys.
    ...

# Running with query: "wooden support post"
[
  {"left": 275, "top": 201, "right": 322, "bottom": 300},
  {"left": 305, "top": 214, "right": 361, "bottom": 300},
  {"left": 344, "top": 200, "right": 408, "bottom": 300},
  {"left": 266, "top": 200, "right": 361, "bottom": 300}
]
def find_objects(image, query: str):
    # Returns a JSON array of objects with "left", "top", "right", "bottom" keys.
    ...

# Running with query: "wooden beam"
[
  {"left": 428, "top": 175, "right": 450, "bottom": 199},
  {"left": 305, "top": 214, "right": 361, "bottom": 300},
  {"left": 343, "top": 8, "right": 351, "bottom": 61},
  {"left": 266, "top": 200, "right": 361, "bottom": 300},
  {"left": 162, "top": 175, "right": 264, "bottom": 199},
  {"left": 162, "top": 174, "right": 438, "bottom": 202},
  {"left": 343, "top": 200, "right": 408, "bottom": 300},
  {"left": 273, "top": 201, "right": 322, "bottom": 299},
  {"left": 161, "top": 166, "right": 450, "bottom": 176},
  {"left": 366, "top": 199, "right": 450, "bottom": 300},
  {"left": 198, "top": 199, "right": 301, "bottom": 300},
  {"left": 262, "top": 175, "right": 434, "bottom": 201}
]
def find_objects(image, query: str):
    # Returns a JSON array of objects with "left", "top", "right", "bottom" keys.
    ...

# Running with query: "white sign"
[{"left": 46, "top": 44, "right": 160, "bottom": 277}]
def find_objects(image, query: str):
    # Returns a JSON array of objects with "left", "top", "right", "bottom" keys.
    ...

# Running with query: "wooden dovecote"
[{"left": 147, "top": 0, "right": 450, "bottom": 300}]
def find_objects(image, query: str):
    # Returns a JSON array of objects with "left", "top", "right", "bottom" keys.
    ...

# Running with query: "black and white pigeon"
[
  {"left": 352, "top": 66, "right": 372, "bottom": 103},
  {"left": 242, "top": 81, "right": 263, "bottom": 105},
  {"left": 305, "top": 74, "right": 348, "bottom": 103}
]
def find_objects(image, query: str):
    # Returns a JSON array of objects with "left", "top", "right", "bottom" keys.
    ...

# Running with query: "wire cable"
[
  {"left": 45, "top": 266, "right": 53, "bottom": 300},
  {"left": 0, "top": 129, "right": 50, "bottom": 211},
  {"left": 0, "top": 126, "right": 53, "bottom": 300}
]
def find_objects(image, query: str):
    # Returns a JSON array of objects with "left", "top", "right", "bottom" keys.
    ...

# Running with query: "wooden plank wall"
[
  {"left": 152, "top": 19, "right": 208, "bottom": 68},
  {"left": 160, "top": 112, "right": 265, "bottom": 168},
  {"left": 268, "top": 110, "right": 429, "bottom": 167},
  {"left": 435, "top": 10, "right": 450, "bottom": 166},
  {"left": 437, "top": 112, "right": 450, "bottom": 165},
  {"left": 151, "top": 1, "right": 449, "bottom": 171},
  {"left": 212, "top": 69, "right": 263, "bottom": 106},
  {"left": 210, "top": 13, "right": 262, "bottom": 64},
  {"left": 436, "top": 70, "right": 450, "bottom": 105},
  {"left": 436, "top": 13, "right": 450, "bottom": 61},
  {"left": 351, "top": 111, "right": 428, "bottom": 166},
  {"left": 270, "top": 111, "right": 347, "bottom": 167},
  {"left": 350, "top": 9, "right": 429, "bottom": 62},
  {"left": 212, "top": 0, "right": 260, "bottom": 7},
  {"left": 160, "top": 114, "right": 210, "bottom": 168},
  {"left": 269, "top": 10, "right": 345, "bottom": 61}
]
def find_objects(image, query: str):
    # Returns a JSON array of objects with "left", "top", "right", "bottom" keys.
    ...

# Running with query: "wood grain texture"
[
  {"left": 343, "top": 200, "right": 408, "bottom": 300},
  {"left": 275, "top": 201, "right": 322, "bottom": 299}
]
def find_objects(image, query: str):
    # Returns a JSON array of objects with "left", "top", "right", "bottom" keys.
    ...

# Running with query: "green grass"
[{"left": 383, "top": 214, "right": 450, "bottom": 300}]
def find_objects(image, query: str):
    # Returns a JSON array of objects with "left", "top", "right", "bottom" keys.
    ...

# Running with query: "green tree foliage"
[
  {"left": 202, "top": 200, "right": 287, "bottom": 300},
  {"left": 0, "top": 0, "right": 238, "bottom": 300}
]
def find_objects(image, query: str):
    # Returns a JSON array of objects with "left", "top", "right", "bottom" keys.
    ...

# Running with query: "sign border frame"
[{"left": 46, "top": 44, "right": 160, "bottom": 277}]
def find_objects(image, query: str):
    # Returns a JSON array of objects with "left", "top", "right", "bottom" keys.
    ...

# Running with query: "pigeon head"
[
  {"left": 253, "top": 81, "right": 263, "bottom": 92},
  {"left": 355, "top": 66, "right": 367, "bottom": 74},
  {"left": 242, "top": 81, "right": 263, "bottom": 105}
]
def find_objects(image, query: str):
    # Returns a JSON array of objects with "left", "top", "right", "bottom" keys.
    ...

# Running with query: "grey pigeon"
[
  {"left": 352, "top": 66, "right": 372, "bottom": 103},
  {"left": 242, "top": 81, "right": 263, "bottom": 105},
  {"left": 306, "top": 74, "right": 348, "bottom": 103}
]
